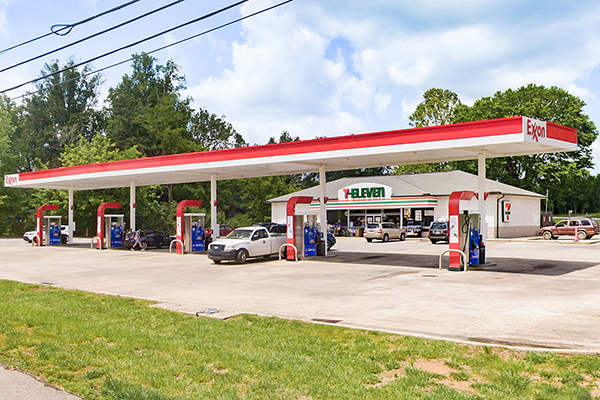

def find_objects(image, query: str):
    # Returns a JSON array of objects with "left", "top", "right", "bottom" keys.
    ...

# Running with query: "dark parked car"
[
  {"left": 428, "top": 221, "right": 449, "bottom": 244},
  {"left": 539, "top": 217, "right": 599, "bottom": 240},
  {"left": 122, "top": 229, "right": 172, "bottom": 250}
]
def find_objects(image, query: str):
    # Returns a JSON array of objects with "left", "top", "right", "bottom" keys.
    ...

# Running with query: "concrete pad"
[{"left": 1, "top": 237, "right": 600, "bottom": 355}]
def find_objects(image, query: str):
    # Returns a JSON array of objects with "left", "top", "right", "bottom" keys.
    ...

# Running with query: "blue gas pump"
[
  {"left": 48, "top": 224, "right": 61, "bottom": 245},
  {"left": 304, "top": 225, "right": 317, "bottom": 257},
  {"left": 110, "top": 223, "right": 123, "bottom": 248},
  {"left": 191, "top": 224, "right": 204, "bottom": 251},
  {"left": 469, "top": 228, "right": 480, "bottom": 265}
]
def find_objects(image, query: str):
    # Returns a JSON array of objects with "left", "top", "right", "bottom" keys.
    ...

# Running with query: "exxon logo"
[
  {"left": 526, "top": 119, "right": 546, "bottom": 142},
  {"left": 4, "top": 174, "right": 18, "bottom": 186}
]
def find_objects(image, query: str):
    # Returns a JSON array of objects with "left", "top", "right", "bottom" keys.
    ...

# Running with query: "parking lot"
[{"left": 1, "top": 236, "right": 600, "bottom": 353}]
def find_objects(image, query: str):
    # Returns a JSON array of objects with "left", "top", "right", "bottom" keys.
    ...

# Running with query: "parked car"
[
  {"left": 219, "top": 224, "right": 234, "bottom": 237},
  {"left": 208, "top": 226, "right": 287, "bottom": 264},
  {"left": 428, "top": 221, "right": 449, "bottom": 244},
  {"left": 364, "top": 222, "right": 406, "bottom": 242},
  {"left": 122, "top": 229, "right": 172, "bottom": 250},
  {"left": 539, "top": 217, "right": 600, "bottom": 240},
  {"left": 23, "top": 225, "right": 69, "bottom": 244}
]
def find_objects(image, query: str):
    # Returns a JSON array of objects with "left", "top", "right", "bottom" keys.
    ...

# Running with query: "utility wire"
[
  {"left": 1, "top": 0, "right": 249, "bottom": 94},
  {"left": 9, "top": 0, "right": 294, "bottom": 102},
  {"left": 0, "top": 0, "right": 186, "bottom": 74},
  {"left": 0, "top": 0, "right": 141, "bottom": 55}
]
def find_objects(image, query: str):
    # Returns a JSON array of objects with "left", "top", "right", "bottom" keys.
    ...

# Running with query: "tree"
[
  {"left": 106, "top": 53, "right": 200, "bottom": 157},
  {"left": 395, "top": 88, "right": 462, "bottom": 175},
  {"left": 189, "top": 108, "right": 246, "bottom": 150},
  {"left": 409, "top": 88, "right": 463, "bottom": 127},
  {"left": 0, "top": 95, "right": 28, "bottom": 235},
  {"left": 452, "top": 84, "right": 598, "bottom": 212},
  {"left": 13, "top": 58, "right": 104, "bottom": 170}
]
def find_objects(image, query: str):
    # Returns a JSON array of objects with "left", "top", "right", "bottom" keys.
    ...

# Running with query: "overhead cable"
[
  {"left": 0, "top": 0, "right": 141, "bottom": 55},
  {"left": 0, "top": 0, "right": 186, "bottom": 74},
  {"left": 1, "top": 0, "right": 249, "bottom": 94},
  {"left": 8, "top": 0, "right": 294, "bottom": 100}
]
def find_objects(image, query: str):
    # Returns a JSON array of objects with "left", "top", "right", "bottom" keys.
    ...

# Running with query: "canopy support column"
[
  {"left": 478, "top": 152, "right": 487, "bottom": 242},
  {"left": 211, "top": 174, "right": 218, "bottom": 240},
  {"left": 68, "top": 186, "right": 74, "bottom": 244},
  {"left": 130, "top": 181, "right": 136, "bottom": 232},
  {"left": 319, "top": 165, "right": 327, "bottom": 256}
]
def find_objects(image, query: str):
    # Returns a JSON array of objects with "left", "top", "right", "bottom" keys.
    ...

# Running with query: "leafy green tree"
[
  {"left": 409, "top": 88, "right": 463, "bottom": 127},
  {"left": 395, "top": 88, "right": 462, "bottom": 175},
  {"left": 13, "top": 58, "right": 104, "bottom": 170},
  {"left": 452, "top": 84, "right": 598, "bottom": 212},
  {"left": 190, "top": 108, "right": 246, "bottom": 150},
  {"left": 106, "top": 53, "right": 200, "bottom": 157},
  {"left": 0, "top": 95, "right": 28, "bottom": 235}
]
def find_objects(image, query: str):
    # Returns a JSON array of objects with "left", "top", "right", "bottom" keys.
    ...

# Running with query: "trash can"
[{"left": 316, "top": 241, "right": 326, "bottom": 256}]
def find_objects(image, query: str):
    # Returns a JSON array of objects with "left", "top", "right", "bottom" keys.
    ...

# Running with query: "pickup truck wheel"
[
  {"left": 577, "top": 230, "right": 588, "bottom": 240},
  {"left": 213, "top": 260, "right": 221, "bottom": 264},
  {"left": 366, "top": 238, "right": 373, "bottom": 243},
  {"left": 400, "top": 233, "right": 406, "bottom": 241},
  {"left": 235, "top": 249, "right": 248, "bottom": 264},
  {"left": 383, "top": 234, "right": 389, "bottom": 242},
  {"left": 141, "top": 242, "right": 148, "bottom": 250},
  {"left": 542, "top": 231, "right": 553, "bottom": 240}
]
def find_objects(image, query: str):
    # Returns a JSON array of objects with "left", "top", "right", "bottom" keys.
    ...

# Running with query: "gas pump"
[
  {"left": 448, "top": 191, "right": 486, "bottom": 271},
  {"left": 303, "top": 215, "right": 318, "bottom": 257},
  {"left": 104, "top": 214, "right": 125, "bottom": 249},
  {"left": 44, "top": 215, "right": 62, "bottom": 245},
  {"left": 459, "top": 212, "right": 481, "bottom": 267},
  {"left": 184, "top": 213, "right": 205, "bottom": 252}
]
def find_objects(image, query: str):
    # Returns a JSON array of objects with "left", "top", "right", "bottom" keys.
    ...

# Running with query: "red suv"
[{"left": 539, "top": 217, "right": 600, "bottom": 240}]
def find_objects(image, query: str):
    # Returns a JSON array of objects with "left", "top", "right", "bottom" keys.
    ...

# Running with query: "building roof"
[
  {"left": 268, "top": 170, "right": 545, "bottom": 203},
  {"left": 4, "top": 116, "right": 577, "bottom": 191}
]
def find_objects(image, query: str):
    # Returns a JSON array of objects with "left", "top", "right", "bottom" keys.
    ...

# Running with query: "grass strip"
[{"left": 0, "top": 279, "right": 599, "bottom": 399}]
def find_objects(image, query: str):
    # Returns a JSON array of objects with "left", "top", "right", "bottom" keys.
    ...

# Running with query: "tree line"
[{"left": 0, "top": 54, "right": 598, "bottom": 236}]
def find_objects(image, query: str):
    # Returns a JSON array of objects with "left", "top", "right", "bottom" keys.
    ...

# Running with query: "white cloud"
[{"left": 184, "top": 0, "right": 600, "bottom": 170}]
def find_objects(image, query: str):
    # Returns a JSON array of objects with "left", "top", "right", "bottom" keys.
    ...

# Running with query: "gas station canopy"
[{"left": 4, "top": 116, "right": 577, "bottom": 191}]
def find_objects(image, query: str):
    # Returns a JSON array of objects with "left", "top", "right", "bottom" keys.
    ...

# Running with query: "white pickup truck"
[{"left": 207, "top": 226, "right": 287, "bottom": 264}]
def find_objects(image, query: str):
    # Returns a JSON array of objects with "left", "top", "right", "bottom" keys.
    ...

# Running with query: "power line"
[
  {"left": 0, "top": 0, "right": 141, "bottom": 55},
  {"left": 0, "top": 0, "right": 186, "bottom": 74},
  {"left": 0, "top": 0, "right": 249, "bottom": 94},
  {"left": 9, "top": 0, "right": 294, "bottom": 102}
]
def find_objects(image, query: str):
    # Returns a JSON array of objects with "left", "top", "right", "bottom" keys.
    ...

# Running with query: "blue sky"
[{"left": 1, "top": 0, "right": 600, "bottom": 173}]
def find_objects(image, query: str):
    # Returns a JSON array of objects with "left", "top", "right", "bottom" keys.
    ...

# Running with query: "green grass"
[{"left": 1, "top": 280, "right": 600, "bottom": 399}]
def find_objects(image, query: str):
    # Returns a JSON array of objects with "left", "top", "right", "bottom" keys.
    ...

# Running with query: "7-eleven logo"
[{"left": 502, "top": 200, "right": 511, "bottom": 222}]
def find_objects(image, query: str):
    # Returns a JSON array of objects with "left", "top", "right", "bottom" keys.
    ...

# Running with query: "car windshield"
[
  {"left": 226, "top": 229, "right": 253, "bottom": 240},
  {"left": 431, "top": 222, "right": 446, "bottom": 229},
  {"left": 367, "top": 224, "right": 380, "bottom": 229}
]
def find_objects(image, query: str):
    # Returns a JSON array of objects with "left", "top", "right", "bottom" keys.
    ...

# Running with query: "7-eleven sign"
[{"left": 502, "top": 200, "right": 512, "bottom": 222}]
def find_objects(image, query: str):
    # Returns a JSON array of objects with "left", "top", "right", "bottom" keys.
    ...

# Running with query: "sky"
[{"left": 1, "top": 0, "right": 600, "bottom": 173}]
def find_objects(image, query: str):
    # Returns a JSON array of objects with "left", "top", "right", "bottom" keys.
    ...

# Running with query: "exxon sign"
[
  {"left": 523, "top": 117, "right": 547, "bottom": 142},
  {"left": 4, "top": 174, "right": 18, "bottom": 187}
]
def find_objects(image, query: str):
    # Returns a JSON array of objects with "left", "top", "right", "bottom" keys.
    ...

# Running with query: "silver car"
[{"left": 364, "top": 222, "right": 406, "bottom": 242}]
